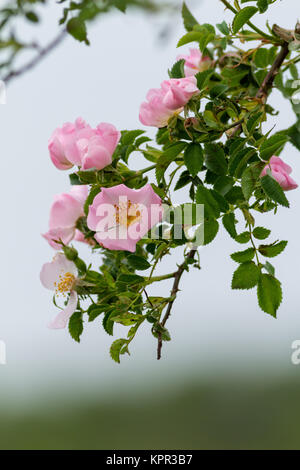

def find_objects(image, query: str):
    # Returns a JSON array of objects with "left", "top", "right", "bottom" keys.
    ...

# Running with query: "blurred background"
[{"left": 0, "top": 0, "right": 300, "bottom": 450}]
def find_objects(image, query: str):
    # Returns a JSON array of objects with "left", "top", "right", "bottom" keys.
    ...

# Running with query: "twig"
[
  {"left": 230, "top": 42, "right": 290, "bottom": 137},
  {"left": 157, "top": 249, "right": 197, "bottom": 360},
  {"left": 2, "top": 29, "right": 67, "bottom": 86}
]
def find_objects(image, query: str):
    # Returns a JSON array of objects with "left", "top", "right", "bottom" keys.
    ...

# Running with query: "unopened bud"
[{"left": 63, "top": 245, "right": 78, "bottom": 261}]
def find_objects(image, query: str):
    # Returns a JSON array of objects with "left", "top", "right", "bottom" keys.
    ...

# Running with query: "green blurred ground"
[{"left": 1, "top": 377, "right": 300, "bottom": 449}]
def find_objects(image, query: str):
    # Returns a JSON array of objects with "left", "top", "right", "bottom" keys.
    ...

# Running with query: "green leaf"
[
  {"left": 216, "top": 21, "right": 230, "bottom": 35},
  {"left": 182, "top": 2, "right": 198, "bottom": 31},
  {"left": 257, "top": 274, "right": 282, "bottom": 317},
  {"left": 168, "top": 59, "right": 185, "bottom": 79},
  {"left": 117, "top": 274, "right": 145, "bottom": 284},
  {"left": 87, "top": 304, "right": 104, "bottom": 322},
  {"left": 103, "top": 312, "right": 114, "bottom": 336},
  {"left": 254, "top": 48, "right": 269, "bottom": 68},
  {"left": 204, "top": 143, "right": 227, "bottom": 175},
  {"left": 203, "top": 218, "right": 219, "bottom": 245},
  {"left": 110, "top": 338, "right": 129, "bottom": 363},
  {"left": 260, "top": 174, "right": 289, "bottom": 207},
  {"left": 258, "top": 240, "right": 288, "bottom": 258},
  {"left": 196, "top": 185, "right": 220, "bottom": 219},
  {"left": 231, "top": 248, "right": 255, "bottom": 263},
  {"left": 252, "top": 226, "right": 271, "bottom": 240},
  {"left": 203, "top": 110, "right": 220, "bottom": 129},
  {"left": 264, "top": 261, "right": 275, "bottom": 276},
  {"left": 222, "top": 213, "right": 237, "bottom": 239},
  {"left": 110, "top": 313, "right": 144, "bottom": 326},
  {"left": 260, "top": 134, "right": 288, "bottom": 161},
  {"left": 121, "top": 129, "right": 144, "bottom": 145},
  {"left": 241, "top": 161, "right": 265, "bottom": 199},
  {"left": 68, "top": 311, "right": 83, "bottom": 343},
  {"left": 257, "top": 0, "right": 269, "bottom": 13},
  {"left": 127, "top": 255, "right": 151, "bottom": 270},
  {"left": 235, "top": 231, "right": 251, "bottom": 244},
  {"left": 195, "top": 69, "right": 214, "bottom": 90},
  {"left": 231, "top": 261, "right": 260, "bottom": 289},
  {"left": 232, "top": 7, "right": 258, "bottom": 34},
  {"left": 177, "top": 31, "right": 202, "bottom": 47},
  {"left": 67, "top": 18, "right": 89, "bottom": 44},
  {"left": 184, "top": 143, "right": 204, "bottom": 177},
  {"left": 214, "top": 176, "right": 234, "bottom": 196},
  {"left": 156, "top": 142, "right": 187, "bottom": 183},
  {"left": 25, "top": 11, "right": 39, "bottom": 23}
]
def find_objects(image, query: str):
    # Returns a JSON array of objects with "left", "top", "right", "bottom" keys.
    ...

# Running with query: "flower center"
[
  {"left": 114, "top": 199, "right": 141, "bottom": 228},
  {"left": 54, "top": 272, "right": 75, "bottom": 296}
]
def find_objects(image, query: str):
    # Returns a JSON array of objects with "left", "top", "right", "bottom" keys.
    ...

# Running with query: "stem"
[
  {"left": 123, "top": 164, "right": 156, "bottom": 182},
  {"left": 231, "top": 42, "right": 290, "bottom": 137},
  {"left": 157, "top": 249, "right": 197, "bottom": 360},
  {"left": 147, "top": 272, "right": 176, "bottom": 284}
]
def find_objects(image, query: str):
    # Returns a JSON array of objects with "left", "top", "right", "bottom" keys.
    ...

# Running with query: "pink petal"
[{"left": 48, "top": 291, "right": 78, "bottom": 329}]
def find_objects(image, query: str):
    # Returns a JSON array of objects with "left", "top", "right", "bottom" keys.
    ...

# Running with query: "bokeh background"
[{"left": 0, "top": 0, "right": 300, "bottom": 450}]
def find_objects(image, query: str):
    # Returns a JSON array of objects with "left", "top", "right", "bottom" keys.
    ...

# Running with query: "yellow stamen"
[
  {"left": 54, "top": 272, "right": 75, "bottom": 296},
  {"left": 114, "top": 200, "right": 141, "bottom": 228}
]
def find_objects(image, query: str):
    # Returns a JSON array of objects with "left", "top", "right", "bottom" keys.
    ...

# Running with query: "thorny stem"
[
  {"left": 157, "top": 249, "right": 197, "bottom": 360},
  {"left": 231, "top": 42, "right": 290, "bottom": 137}
]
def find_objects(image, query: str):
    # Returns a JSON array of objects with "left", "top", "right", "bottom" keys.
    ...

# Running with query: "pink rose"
[
  {"left": 87, "top": 184, "right": 163, "bottom": 252},
  {"left": 177, "top": 48, "right": 212, "bottom": 77},
  {"left": 43, "top": 185, "right": 88, "bottom": 249},
  {"left": 261, "top": 156, "right": 298, "bottom": 191},
  {"left": 40, "top": 253, "right": 78, "bottom": 329},
  {"left": 139, "top": 77, "right": 198, "bottom": 128},
  {"left": 48, "top": 118, "right": 120, "bottom": 170}
]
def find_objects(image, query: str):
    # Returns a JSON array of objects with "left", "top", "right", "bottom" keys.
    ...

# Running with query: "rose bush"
[{"left": 41, "top": 1, "right": 300, "bottom": 362}]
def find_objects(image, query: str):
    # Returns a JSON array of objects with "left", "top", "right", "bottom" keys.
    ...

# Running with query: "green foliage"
[
  {"left": 232, "top": 7, "right": 258, "bottom": 34},
  {"left": 231, "top": 262, "right": 260, "bottom": 289},
  {"left": 231, "top": 248, "right": 255, "bottom": 263},
  {"left": 258, "top": 240, "right": 288, "bottom": 258},
  {"left": 260, "top": 175, "right": 290, "bottom": 207},
  {"left": 184, "top": 143, "right": 204, "bottom": 177},
  {"left": 252, "top": 227, "right": 271, "bottom": 240},
  {"left": 257, "top": 274, "right": 282, "bottom": 317},
  {"left": 69, "top": 311, "right": 84, "bottom": 343}
]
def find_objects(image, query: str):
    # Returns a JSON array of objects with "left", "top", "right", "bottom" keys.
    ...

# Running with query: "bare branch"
[{"left": 2, "top": 29, "right": 67, "bottom": 86}]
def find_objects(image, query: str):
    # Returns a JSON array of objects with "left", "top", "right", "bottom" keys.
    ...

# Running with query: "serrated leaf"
[
  {"left": 260, "top": 174, "right": 289, "bottom": 207},
  {"left": 258, "top": 240, "right": 288, "bottom": 258},
  {"left": 177, "top": 31, "right": 202, "bottom": 47},
  {"left": 216, "top": 21, "right": 229, "bottom": 35},
  {"left": 203, "top": 218, "right": 219, "bottom": 245},
  {"left": 204, "top": 143, "right": 227, "bottom": 175},
  {"left": 231, "top": 248, "right": 255, "bottom": 263},
  {"left": 231, "top": 261, "right": 260, "bottom": 289},
  {"left": 235, "top": 231, "right": 251, "bottom": 244},
  {"left": 182, "top": 2, "right": 198, "bottom": 31},
  {"left": 232, "top": 7, "right": 258, "bottom": 34},
  {"left": 222, "top": 212, "right": 237, "bottom": 238},
  {"left": 127, "top": 255, "right": 151, "bottom": 270},
  {"left": 184, "top": 143, "right": 204, "bottom": 177},
  {"left": 241, "top": 161, "right": 265, "bottom": 199},
  {"left": 257, "top": 0, "right": 269, "bottom": 13},
  {"left": 257, "top": 274, "right": 282, "bottom": 317},
  {"left": 117, "top": 274, "right": 145, "bottom": 284},
  {"left": 264, "top": 261, "right": 275, "bottom": 276},
  {"left": 196, "top": 185, "right": 220, "bottom": 219},
  {"left": 110, "top": 338, "right": 129, "bottom": 363},
  {"left": 214, "top": 176, "right": 234, "bottom": 196},
  {"left": 103, "top": 312, "right": 114, "bottom": 336},
  {"left": 156, "top": 142, "right": 187, "bottom": 183},
  {"left": 195, "top": 69, "right": 214, "bottom": 90},
  {"left": 68, "top": 311, "right": 83, "bottom": 343},
  {"left": 260, "top": 134, "right": 288, "bottom": 161},
  {"left": 110, "top": 313, "right": 144, "bottom": 326},
  {"left": 252, "top": 226, "right": 271, "bottom": 240},
  {"left": 168, "top": 59, "right": 185, "bottom": 79}
]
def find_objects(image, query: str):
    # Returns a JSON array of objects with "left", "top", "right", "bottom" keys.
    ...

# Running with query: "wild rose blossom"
[
  {"left": 261, "top": 156, "right": 298, "bottom": 191},
  {"left": 40, "top": 253, "right": 78, "bottom": 329},
  {"left": 139, "top": 77, "right": 198, "bottom": 128},
  {"left": 43, "top": 185, "right": 88, "bottom": 249},
  {"left": 87, "top": 184, "right": 163, "bottom": 252},
  {"left": 177, "top": 48, "right": 212, "bottom": 76},
  {"left": 48, "top": 117, "right": 120, "bottom": 170}
]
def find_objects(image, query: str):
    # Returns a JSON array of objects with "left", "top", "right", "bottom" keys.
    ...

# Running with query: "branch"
[
  {"left": 231, "top": 41, "right": 289, "bottom": 137},
  {"left": 2, "top": 29, "right": 67, "bottom": 86},
  {"left": 157, "top": 249, "right": 197, "bottom": 360}
]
